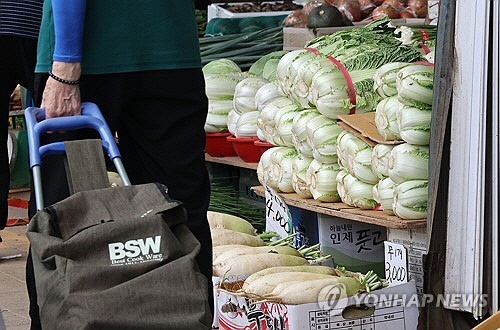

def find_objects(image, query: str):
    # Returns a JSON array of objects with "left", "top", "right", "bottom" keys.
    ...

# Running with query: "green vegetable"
[
  {"left": 306, "top": 160, "right": 341, "bottom": 202},
  {"left": 306, "top": 114, "right": 343, "bottom": 163},
  {"left": 372, "top": 177, "right": 396, "bottom": 215},
  {"left": 373, "top": 62, "right": 411, "bottom": 98},
  {"left": 371, "top": 144, "right": 395, "bottom": 179},
  {"left": 396, "top": 64, "right": 434, "bottom": 110},
  {"left": 233, "top": 77, "right": 269, "bottom": 114},
  {"left": 397, "top": 106, "right": 432, "bottom": 146},
  {"left": 249, "top": 51, "right": 288, "bottom": 77},
  {"left": 388, "top": 143, "right": 429, "bottom": 184},
  {"left": 375, "top": 96, "right": 403, "bottom": 141},
  {"left": 291, "top": 109, "right": 321, "bottom": 157},
  {"left": 292, "top": 154, "right": 314, "bottom": 198},
  {"left": 202, "top": 59, "right": 241, "bottom": 75},
  {"left": 307, "top": 4, "right": 343, "bottom": 29},
  {"left": 393, "top": 180, "right": 428, "bottom": 220}
]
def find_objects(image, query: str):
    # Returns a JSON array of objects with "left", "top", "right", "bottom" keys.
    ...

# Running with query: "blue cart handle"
[
  {"left": 25, "top": 102, "right": 131, "bottom": 210},
  {"left": 25, "top": 102, "right": 121, "bottom": 167}
]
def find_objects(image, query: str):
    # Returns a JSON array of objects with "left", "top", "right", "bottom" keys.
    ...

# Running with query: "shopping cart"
[{"left": 24, "top": 103, "right": 211, "bottom": 329}]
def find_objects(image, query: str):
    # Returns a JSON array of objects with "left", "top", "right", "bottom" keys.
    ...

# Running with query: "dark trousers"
[
  {"left": 0, "top": 35, "right": 37, "bottom": 229},
  {"left": 27, "top": 69, "right": 212, "bottom": 329}
]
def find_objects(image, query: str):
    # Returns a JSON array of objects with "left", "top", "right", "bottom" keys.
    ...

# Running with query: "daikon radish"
[
  {"left": 243, "top": 272, "right": 335, "bottom": 298},
  {"left": 213, "top": 254, "right": 308, "bottom": 277},
  {"left": 214, "top": 246, "right": 302, "bottom": 265},
  {"left": 265, "top": 277, "right": 363, "bottom": 305},
  {"left": 207, "top": 211, "right": 257, "bottom": 235},
  {"left": 211, "top": 228, "right": 265, "bottom": 247},
  {"left": 242, "top": 265, "right": 337, "bottom": 291}
]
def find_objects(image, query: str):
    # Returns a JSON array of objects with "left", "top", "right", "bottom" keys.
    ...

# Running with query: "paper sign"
[
  {"left": 384, "top": 241, "right": 408, "bottom": 287},
  {"left": 264, "top": 185, "right": 293, "bottom": 239}
]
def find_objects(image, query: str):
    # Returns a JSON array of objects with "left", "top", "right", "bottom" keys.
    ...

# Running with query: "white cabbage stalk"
[
  {"left": 337, "top": 132, "right": 378, "bottom": 184},
  {"left": 336, "top": 169, "right": 349, "bottom": 203},
  {"left": 388, "top": 143, "right": 429, "bottom": 184},
  {"left": 268, "top": 147, "right": 298, "bottom": 193},
  {"left": 294, "top": 56, "right": 332, "bottom": 104},
  {"left": 233, "top": 77, "right": 269, "bottom": 114},
  {"left": 276, "top": 49, "right": 306, "bottom": 97},
  {"left": 205, "top": 99, "right": 233, "bottom": 131},
  {"left": 204, "top": 73, "right": 247, "bottom": 100},
  {"left": 397, "top": 106, "right": 432, "bottom": 146},
  {"left": 340, "top": 173, "right": 378, "bottom": 209},
  {"left": 306, "top": 115, "right": 343, "bottom": 164},
  {"left": 274, "top": 106, "right": 302, "bottom": 148},
  {"left": 263, "top": 59, "right": 280, "bottom": 82},
  {"left": 393, "top": 180, "right": 428, "bottom": 220},
  {"left": 257, "top": 97, "right": 303, "bottom": 146},
  {"left": 306, "top": 160, "right": 341, "bottom": 202},
  {"left": 287, "top": 53, "right": 318, "bottom": 108},
  {"left": 227, "top": 110, "right": 240, "bottom": 136},
  {"left": 375, "top": 96, "right": 403, "bottom": 141},
  {"left": 255, "top": 83, "right": 282, "bottom": 112},
  {"left": 373, "top": 178, "right": 396, "bottom": 215},
  {"left": 371, "top": 144, "right": 395, "bottom": 179},
  {"left": 292, "top": 154, "right": 313, "bottom": 198},
  {"left": 202, "top": 59, "right": 241, "bottom": 75},
  {"left": 311, "top": 69, "right": 377, "bottom": 119},
  {"left": 373, "top": 62, "right": 410, "bottom": 98},
  {"left": 235, "top": 111, "right": 259, "bottom": 138},
  {"left": 204, "top": 124, "right": 220, "bottom": 133},
  {"left": 257, "top": 147, "right": 276, "bottom": 185},
  {"left": 396, "top": 65, "right": 434, "bottom": 110},
  {"left": 425, "top": 50, "right": 435, "bottom": 64},
  {"left": 257, "top": 128, "right": 267, "bottom": 142},
  {"left": 291, "top": 109, "right": 321, "bottom": 157}
]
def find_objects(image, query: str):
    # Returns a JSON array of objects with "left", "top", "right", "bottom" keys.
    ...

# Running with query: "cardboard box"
[
  {"left": 208, "top": 2, "right": 297, "bottom": 22},
  {"left": 213, "top": 276, "right": 248, "bottom": 329},
  {"left": 473, "top": 311, "right": 500, "bottom": 330},
  {"left": 217, "top": 281, "right": 419, "bottom": 330},
  {"left": 318, "top": 214, "right": 387, "bottom": 277},
  {"left": 284, "top": 18, "right": 427, "bottom": 50},
  {"left": 337, "top": 112, "right": 404, "bottom": 146}
]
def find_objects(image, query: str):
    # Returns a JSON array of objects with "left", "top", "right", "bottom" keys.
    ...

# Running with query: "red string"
[
  {"left": 304, "top": 47, "right": 357, "bottom": 114},
  {"left": 419, "top": 29, "right": 430, "bottom": 42},
  {"left": 413, "top": 61, "right": 435, "bottom": 68},
  {"left": 419, "top": 42, "right": 431, "bottom": 55}
]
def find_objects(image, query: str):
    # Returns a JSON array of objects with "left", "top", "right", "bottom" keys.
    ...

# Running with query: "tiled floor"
[{"left": 0, "top": 191, "right": 31, "bottom": 330}]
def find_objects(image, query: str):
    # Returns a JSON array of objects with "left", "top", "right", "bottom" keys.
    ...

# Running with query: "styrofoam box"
[
  {"left": 208, "top": 2, "right": 302, "bottom": 22},
  {"left": 217, "top": 281, "right": 418, "bottom": 330}
]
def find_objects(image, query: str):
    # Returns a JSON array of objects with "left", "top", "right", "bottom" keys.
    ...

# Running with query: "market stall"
[{"left": 200, "top": 1, "right": 441, "bottom": 328}]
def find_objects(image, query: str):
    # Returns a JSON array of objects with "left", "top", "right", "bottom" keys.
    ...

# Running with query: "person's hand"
[{"left": 41, "top": 61, "right": 82, "bottom": 118}]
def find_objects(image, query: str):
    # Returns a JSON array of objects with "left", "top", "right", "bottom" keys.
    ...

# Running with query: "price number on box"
[
  {"left": 264, "top": 185, "right": 293, "bottom": 238},
  {"left": 384, "top": 241, "right": 408, "bottom": 287}
]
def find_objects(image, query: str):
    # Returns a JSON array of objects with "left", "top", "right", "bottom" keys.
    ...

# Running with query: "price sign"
[
  {"left": 264, "top": 185, "right": 293, "bottom": 239},
  {"left": 384, "top": 241, "right": 408, "bottom": 287}
]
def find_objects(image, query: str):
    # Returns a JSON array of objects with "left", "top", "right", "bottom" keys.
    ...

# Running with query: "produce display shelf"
[
  {"left": 251, "top": 185, "right": 426, "bottom": 229},
  {"left": 205, "top": 154, "right": 258, "bottom": 170}
]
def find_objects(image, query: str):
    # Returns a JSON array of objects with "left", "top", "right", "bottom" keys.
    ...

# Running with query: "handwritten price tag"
[
  {"left": 384, "top": 241, "right": 408, "bottom": 287},
  {"left": 264, "top": 185, "right": 293, "bottom": 239}
]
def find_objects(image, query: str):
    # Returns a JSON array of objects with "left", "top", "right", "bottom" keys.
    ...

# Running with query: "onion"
[
  {"left": 284, "top": 10, "right": 308, "bottom": 27},
  {"left": 382, "top": 0, "right": 405, "bottom": 10},
  {"left": 337, "top": 0, "right": 363, "bottom": 22},
  {"left": 399, "top": 8, "right": 416, "bottom": 18},
  {"left": 373, "top": 0, "right": 385, "bottom": 5},
  {"left": 358, "top": 0, "right": 376, "bottom": 17},
  {"left": 371, "top": 4, "right": 400, "bottom": 19},
  {"left": 302, "top": 0, "right": 325, "bottom": 16},
  {"left": 407, "top": 0, "right": 428, "bottom": 18}
]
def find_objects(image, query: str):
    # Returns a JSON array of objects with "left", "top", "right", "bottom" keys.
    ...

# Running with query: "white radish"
[
  {"left": 207, "top": 211, "right": 257, "bottom": 235},
  {"left": 213, "top": 246, "right": 301, "bottom": 265},
  {"left": 213, "top": 254, "right": 308, "bottom": 277},
  {"left": 243, "top": 272, "right": 335, "bottom": 298},
  {"left": 242, "top": 265, "right": 337, "bottom": 291},
  {"left": 211, "top": 228, "right": 265, "bottom": 247},
  {"left": 265, "top": 277, "right": 363, "bottom": 305}
]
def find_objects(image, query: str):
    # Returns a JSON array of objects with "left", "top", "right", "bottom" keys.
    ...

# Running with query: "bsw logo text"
[{"left": 108, "top": 236, "right": 163, "bottom": 266}]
